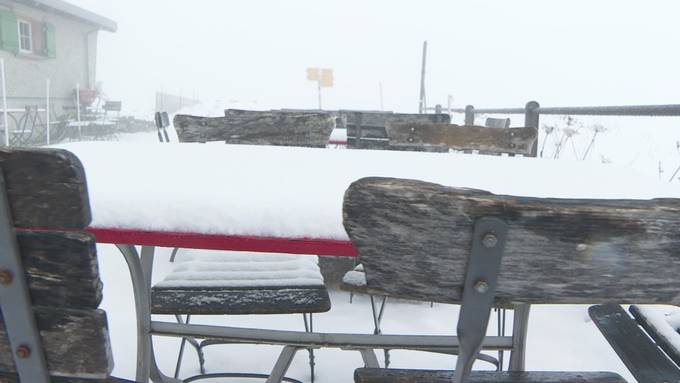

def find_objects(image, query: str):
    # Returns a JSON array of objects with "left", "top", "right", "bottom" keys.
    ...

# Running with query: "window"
[{"left": 17, "top": 19, "right": 31, "bottom": 53}]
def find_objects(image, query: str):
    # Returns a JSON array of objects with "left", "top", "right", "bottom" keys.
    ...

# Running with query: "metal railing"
[{"left": 432, "top": 101, "right": 680, "bottom": 156}]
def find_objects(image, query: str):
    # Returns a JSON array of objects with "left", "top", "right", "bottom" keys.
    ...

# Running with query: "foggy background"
[{"left": 67, "top": 0, "right": 680, "bottom": 116}]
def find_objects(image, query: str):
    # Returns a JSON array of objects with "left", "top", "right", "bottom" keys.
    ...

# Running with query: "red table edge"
[{"left": 85, "top": 227, "right": 357, "bottom": 257}]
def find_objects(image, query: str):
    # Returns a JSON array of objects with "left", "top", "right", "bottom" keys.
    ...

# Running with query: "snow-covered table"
[
  {"left": 57, "top": 142, "right": 680, "bottom": 256},
  {"left": 54, "top": 141, "right": 680, "bottom": 382}
]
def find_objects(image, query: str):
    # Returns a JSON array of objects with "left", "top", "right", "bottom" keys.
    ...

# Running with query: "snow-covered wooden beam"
[{"left": 174, "top": 110, "right": 336, "bottom": 147}]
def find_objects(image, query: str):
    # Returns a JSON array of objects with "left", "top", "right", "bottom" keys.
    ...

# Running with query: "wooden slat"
[
  {"left": 342, "top": 177, "right": 680, "bottom": 305},
  {"left": 589, "top": 304, "right": 680, "bottom": 382},
  {"left": 0, "top": 307, "right": 112, "bottom": 379},
  {"left": 0, "top": 148, "right": 91, "bottom": 229},
  {"left": 343, "top": 111, "right": 450, "bottom": 149},
  {"left": 354, "top": 369, "right": 626, "bottom": 383},
  {"left": 151, "top": 285, "right": 331, "bottom": 315},
  {"left": 17, "top": 230, "right": 102, "bottom": 309},
  {"left": 0, "top": 373, "right": 130, "bottom": 382},
  {"left": 174, "top": 111, "right": 335, "bottom": 147},
  {"left": 629, "top": 304, "right": 680, "bottom": 367},
  {"left": 385, "top": 123, "right": 538, "bottom": 156}
]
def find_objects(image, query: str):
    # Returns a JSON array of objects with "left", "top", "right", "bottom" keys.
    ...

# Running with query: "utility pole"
[{"left": 418, "top": 41, "right": 428, "bottom": 114}]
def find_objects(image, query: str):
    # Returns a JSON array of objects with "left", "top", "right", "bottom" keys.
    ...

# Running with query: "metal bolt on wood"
[
  {"left": 482, "top": 233, "right": 498, "bottom": 248},
  {"left": 0, "top": 270, "right": 13, "bottom": 285},
  {"left": 15, "top": 345, "right": 30, "bottom": 359}
]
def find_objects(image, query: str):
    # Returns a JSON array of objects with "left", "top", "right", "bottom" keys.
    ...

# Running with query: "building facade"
[{"left": 0, "top": 0, "right": 115, "bottom": 115}]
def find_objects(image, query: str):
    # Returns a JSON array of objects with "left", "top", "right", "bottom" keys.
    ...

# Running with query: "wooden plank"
[
  {"left": 629, "top": 304, "right": 680, "bottom": 367},
  {"left": 342, "top": 177, "right": 680, "bottom": 305},
  {"left": 589, "top": 304, "right": 680, "bottom": 382},
  {"left": 0, "top": 148, "right": 91, "bottom": 229},
  {"left": 17, "top": 230, "right": 102, "bottom": 309},
  {"left": 151, "top": 285, "right": 331, "bottom": 315},
  {"left": 343, "top": 111, "right": 450, "bottom": 149},
  {"left": 0, "top": 373, "right": 127, "bottom": 382},
  {"left": 0, "top": 374, "right": 113, "bottom": 382},
  {"left": 385, "top": 123, "right": 538, "bottom": 156},
  {"left": 354, "top": 369, "right": 626, "bottom": 383},
  {"left": 174, "top": 111, "right": 335, "bottom": 147},
  {"left": 0, "top": 307, "right": 112, "bottom": 379}
]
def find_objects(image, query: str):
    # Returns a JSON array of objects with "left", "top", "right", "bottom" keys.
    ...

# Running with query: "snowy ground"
[{"left": 81, "top": 114, "right": 680, "bottom": 382}]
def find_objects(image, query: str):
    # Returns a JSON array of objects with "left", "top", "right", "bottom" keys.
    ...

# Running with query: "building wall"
[{"left": 0, "top": 0, "right": 98, "bottom": 115}]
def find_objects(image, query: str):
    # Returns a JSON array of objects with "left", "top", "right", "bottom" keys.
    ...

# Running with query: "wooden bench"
[
  {"left": 341, "top": 176, "right": 679, "bottom": 382},
  {"left": 173, "top": 109, "right": 336, "bottom": 147},
  {"left": 385, "top": 123, "right": 538, "bottom": 156},
  {"left": 340, "top": 111, "right": 450, "bottom": 150},
  {"left": 589, "top": 304, "right": 680, "bottom": 382},
  {"left": 0, "top": 148, "right": 131, "bottom": 382},
  {"left": 157, "top": 112, "right": 332, "bottom": 381}
]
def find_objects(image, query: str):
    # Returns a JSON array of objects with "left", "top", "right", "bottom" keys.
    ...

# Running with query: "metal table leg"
[
  {"left": 508, "top": 303, "right": 531, "bottom": 371},
  {"left": 116, "top": 244, "right": 181, "bottom": 383}
]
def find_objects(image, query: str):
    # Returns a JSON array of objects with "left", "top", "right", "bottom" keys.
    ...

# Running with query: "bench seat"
[
  {"left": 589, "top": 304, "right": 680, "bottom": 382},
  {"left": 151, "top": 252, "right": 331, "bottom": 315},
  {"left": 354, "top": 369, "right": 626, "bottom": 383}
]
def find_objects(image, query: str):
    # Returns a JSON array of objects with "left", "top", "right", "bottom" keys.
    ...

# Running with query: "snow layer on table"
[
  {"left": 155, "top": 251, "right": 324, "bottom": 288},
  {"left": 55, "top": 141, "right": 680, "bottom": 240},
  {"left": 636, "top": 306, "right": 680, "bottom": 350}
]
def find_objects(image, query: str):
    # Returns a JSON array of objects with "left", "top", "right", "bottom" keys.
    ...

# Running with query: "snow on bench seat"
[{"left": 151, "top": 251, "right": 331, "bottom": 315}]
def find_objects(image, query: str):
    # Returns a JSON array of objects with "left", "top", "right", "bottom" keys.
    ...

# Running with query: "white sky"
[{"left": 69, "top": 0, "right": 680, "bottom": 115}]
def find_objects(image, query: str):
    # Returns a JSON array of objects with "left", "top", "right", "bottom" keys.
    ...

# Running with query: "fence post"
[
  {"left": 525, "top": 101, "right": 540, "bottom": 157},
  {"left": 465, "top": 105, "right": 475, "bottom": 125}
]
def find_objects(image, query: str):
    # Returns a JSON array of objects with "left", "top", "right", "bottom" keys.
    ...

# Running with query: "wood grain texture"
[
  {"left": 0, "top": 307, "right": 113, "bottom": 379},
  {"left": 589, "top": 304, "right": 680, "bottom": 382},
  {"left": 629, "top": 304, "right": 680, "bottom": 368},
  {"left": 0, "top": 148, "right": 91, "bottom": 229},
  {"left": 151, "top": 285, "right": 331, "bottom": 315},
  {"left": 354, "top": 369, "right": 626, "bottom": 383},
  {"left": 385, "top": 123, "right": 538, "bottom": 156},
  {"left": 0, "top": 374, "right": 123, "bottom": 382},
  {"left": 17, "top": 230, "right": 102, "bottom": 309},
  {"left": 342, "top": 177, "right": 680, "bottom": 305},
  {"left": 174, "top": 110, "right": 335, "bottom": 147},
  {"left": 343, "top": 111, "right": 450, "bottom": 149},
  {"left": 0, "top": 374, "right": 131, "bottom": 382}
]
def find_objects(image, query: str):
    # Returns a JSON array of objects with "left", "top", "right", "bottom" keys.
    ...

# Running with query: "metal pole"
[
  {"left": 418, "top": 41, "right": 427, "bottom": 114},
  {"left": 447, "top": 95, "right": 452, "bottom": 118},
  {"left": 525, "top": 101, "right": 540, "bottom": 157},
  {"left": 75, "top": 83, "right": 81, "bottom": 139},
  {"left": 1, "top": 59, "right": 8, "bottom": 147},
  {"left": 465, "top": 105, "right": 475, "bottom": 125},
  {"left": 317, "top": 81, "right": 322, "bottom": 110},
  {"left": 45, "top": 79, "right": 50, "bottom": 145}
]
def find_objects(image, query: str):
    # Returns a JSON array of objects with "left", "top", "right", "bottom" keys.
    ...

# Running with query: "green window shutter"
[
  {"left": 44, "top": 22, "right": 55, "bottom": 58},
  {"left": 0, "top": 9, "right": 18, "bottom": 54}
]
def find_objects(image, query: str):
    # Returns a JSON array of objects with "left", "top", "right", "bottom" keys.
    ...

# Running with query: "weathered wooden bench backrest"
[
  {"left": 343, "top": 177, "right": 680, "bottom": 306},
  {"left": 0, "top": 148, "right": 112, "bottom": 381},
  {"left": 385, "top": 123, "right": 538, "bottom": 156},
  {"left": 341, "top": 111, "right": 450, "bottom": 149},
  {"left": 173, "top": 109, "right": 336, "bottom": 147}
]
